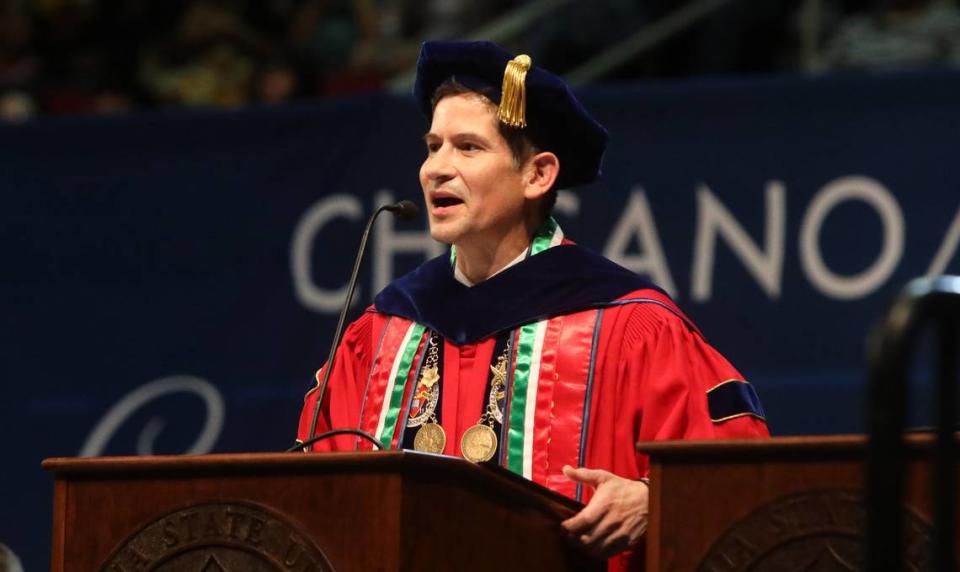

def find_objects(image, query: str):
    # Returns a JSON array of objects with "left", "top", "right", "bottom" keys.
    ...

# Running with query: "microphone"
[
  {"left": 384, "top": 199, "right": 420, "bottom": 220},
  {"left": 301, "top": 200, "right": 420, "bottom": 450}
]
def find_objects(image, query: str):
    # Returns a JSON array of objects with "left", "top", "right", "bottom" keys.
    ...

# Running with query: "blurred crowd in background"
[{"left": 1, "top": 0, "right": 959, "bottom": 121}]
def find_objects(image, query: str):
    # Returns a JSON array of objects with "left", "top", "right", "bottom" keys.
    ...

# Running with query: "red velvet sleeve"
[
  {"left": 630, "top": 307, "right": 769, "bottom": 445},
  {"left": 296, "top": 311, "right": 375, "bottom": 451},
  {"left": 591, "top": 300, "right": 768, "bottom": 572},
  {"left": 588, "top": 298, "right": 769, "bottom": 480}
]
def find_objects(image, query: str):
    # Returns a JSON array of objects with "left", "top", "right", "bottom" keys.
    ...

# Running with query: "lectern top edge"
[
  {"left": 638, "top": 432, "right": 955, "bottom": 461},
  {"left": 42, "top": 449, "right": 583, "bottom": 519},
  {"left": 42, "top": 450, "right": 391, "bottom": 472}
]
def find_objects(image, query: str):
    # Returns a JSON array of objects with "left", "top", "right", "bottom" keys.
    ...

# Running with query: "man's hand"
[{"left": 560, "top": 465, "right": 649, "bottom": 559}]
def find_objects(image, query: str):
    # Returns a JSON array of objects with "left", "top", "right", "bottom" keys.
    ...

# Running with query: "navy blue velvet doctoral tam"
[
  {"left": 413, "top": 40, "right": 608, "bottom": 190},
  {"left": 373, "top": 244, "right": 663, "bottom": 344}
]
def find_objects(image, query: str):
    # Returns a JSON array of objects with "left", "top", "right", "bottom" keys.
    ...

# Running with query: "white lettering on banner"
[
  {"left": 554, "top": 190, "right": 580, "bottom": 217},
  {"left": 927, "top": 203, "right": 960, "bottom": 278},
  {"left": 0, "top": 544, "right": 23, "bottom": 572},
  {"left": 604, "top": 189, "right": 678, "bottom": 296},
  {"left": 291, "top": 194, "right": 363, "bottom": 313},
  {"left": 373, "top": 190, "right": 445, "bottom": 295},
  {"left": 692, "top": 181, "right": 786, "bottom": 302},
  {"left": 291, "top": 176, "right": 947, "bottom": 310},
  {"left": 799, "top": 176, "right": 904, "bottom": 300},
  {"left": 79, "top": 375, "right": 225, "bottom": 457}
]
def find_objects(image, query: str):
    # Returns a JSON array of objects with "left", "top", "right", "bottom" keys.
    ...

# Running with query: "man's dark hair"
[{"left": 430, "top": 80, "right": 557, "bottom": 220}]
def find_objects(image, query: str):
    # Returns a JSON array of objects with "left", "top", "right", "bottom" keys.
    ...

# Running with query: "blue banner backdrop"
[{"left": 2, "top": 70, "right": 959, "bottom": 568}]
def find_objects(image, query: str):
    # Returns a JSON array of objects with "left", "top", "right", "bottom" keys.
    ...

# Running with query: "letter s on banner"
[
  {"left": 291, "top": 194, "right": 363, "bottom": 313},
  {"left": 79, "top": 375, "right": 225, "bottom": 457}
]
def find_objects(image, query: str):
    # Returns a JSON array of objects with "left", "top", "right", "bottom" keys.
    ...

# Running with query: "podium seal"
[
  {"left": 101, "top": 502, "right": 334, "bottom": 571},
  {"left": 698, "top": 490, "right": 933, "bottom": 571}
]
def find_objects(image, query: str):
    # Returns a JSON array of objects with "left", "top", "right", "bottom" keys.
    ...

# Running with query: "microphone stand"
[{"left": 303, "top": 201, "right": 419, "bottom": 449}]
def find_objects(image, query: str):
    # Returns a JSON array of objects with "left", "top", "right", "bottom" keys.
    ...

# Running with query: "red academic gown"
[{"left": 297, "top": 264, "right": 769, "bottom": 571}]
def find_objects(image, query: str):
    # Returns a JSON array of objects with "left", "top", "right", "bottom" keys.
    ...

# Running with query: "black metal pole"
[
  {"left": 865, "top": 300, "right": 910, "bottom": 571},
  {"left": 865, "top": 276, "right": 960, "bottom": 572},
  {"left": 933, "top": 320, "right": 957, "bottom": 572}
]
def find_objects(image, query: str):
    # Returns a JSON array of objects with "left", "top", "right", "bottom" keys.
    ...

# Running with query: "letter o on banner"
[{"left": 800, "top": 176, "right": 904, "bottom": 300}]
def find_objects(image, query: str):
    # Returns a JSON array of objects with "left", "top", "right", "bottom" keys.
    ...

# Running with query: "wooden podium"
[
  {"left": 43, "top": 451, "right": 599, "bottom": 572},
  {"left": 642, "top": 434, "right": 959, "bottom": 571}
]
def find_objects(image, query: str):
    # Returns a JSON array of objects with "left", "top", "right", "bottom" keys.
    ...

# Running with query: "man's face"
[{"left": 420, "top": 93, "right": 527, "bottom": 247}]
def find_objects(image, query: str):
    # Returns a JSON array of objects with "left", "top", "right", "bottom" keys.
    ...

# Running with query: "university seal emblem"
[
  {"left": 698, "top": 490, "right": 934, "bottom": 572},
  {"left": 101, "top": 502, "right": 334, "bottom": 571}
]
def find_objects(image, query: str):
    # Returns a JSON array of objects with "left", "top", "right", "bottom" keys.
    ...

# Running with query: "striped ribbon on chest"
[
  {"left": 505, "top": 319, "right": 548, "bottom": 477},
  {"left": 501, "top": 308, "right": 602, "bottom": 497},
  {"left": 503, "top": 215, "right": 565, "bottom": 477},
  {"left": 371, "top": 322, "right": 427, "bottom": 448},
  {"left": 363, "top": 308, "right": 603, "bottom": 501}
]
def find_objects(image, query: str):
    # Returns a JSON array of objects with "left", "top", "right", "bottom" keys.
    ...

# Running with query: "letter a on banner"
[
  {"left": 927, "top": 202, "right": 960, "bottom": 278},
  {"left": 604, "top": 188, "right": 677, "bottom": 296}
]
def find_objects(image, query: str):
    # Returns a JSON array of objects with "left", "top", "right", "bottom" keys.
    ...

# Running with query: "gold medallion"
[
  {"left": 414, "top": 422, "right": 446, "bottom": 454},
  {"left": 460, "top": 424, "right": 498, "bottom": 463}
]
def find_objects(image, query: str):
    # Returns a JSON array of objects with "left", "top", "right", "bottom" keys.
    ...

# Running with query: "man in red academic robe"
[{"left": 297, "top": 41, "right": 769, "bottom": 571}]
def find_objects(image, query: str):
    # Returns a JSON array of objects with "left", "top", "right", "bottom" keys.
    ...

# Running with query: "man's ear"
[{"left": 523, "top": 151, "right": 560, "bottom": 200}]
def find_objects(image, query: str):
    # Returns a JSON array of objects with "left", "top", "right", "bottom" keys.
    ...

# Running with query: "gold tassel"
[{"left": 497, "top": 54, "right": 532, "bottom": 128}]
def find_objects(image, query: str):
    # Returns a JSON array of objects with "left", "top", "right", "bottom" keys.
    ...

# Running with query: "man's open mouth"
[{"left": 432, "top": 196, "right": 464, "bottom": 208}]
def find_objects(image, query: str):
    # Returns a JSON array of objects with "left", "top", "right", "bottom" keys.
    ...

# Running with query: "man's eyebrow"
[
  {"left": 422, "top": 131, "right": 493, "bottom": 144},
  {"left": 453, "top": 131, "right": 490, "bottom": 143}
]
